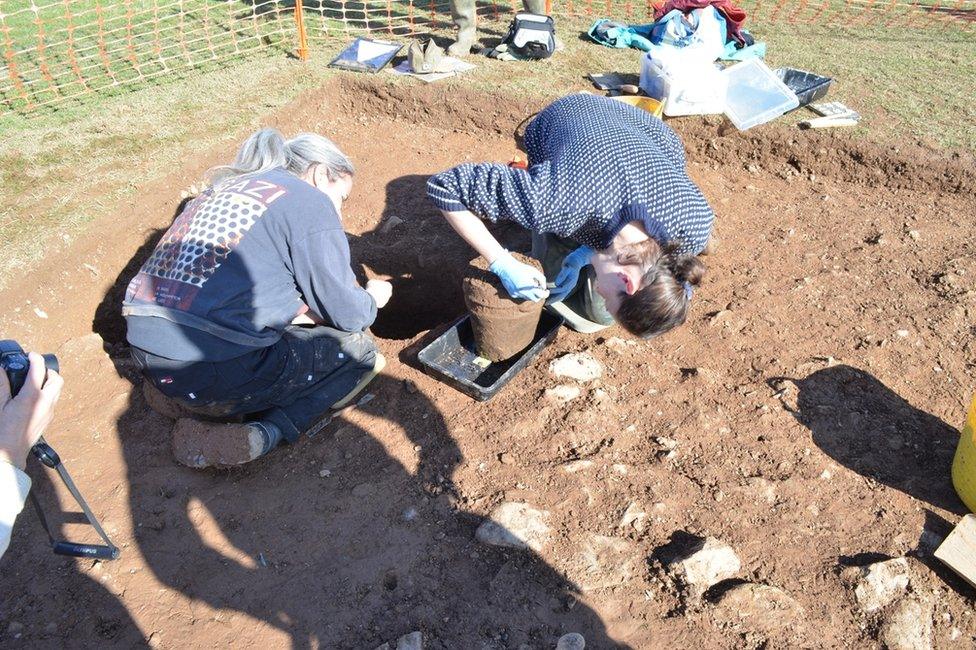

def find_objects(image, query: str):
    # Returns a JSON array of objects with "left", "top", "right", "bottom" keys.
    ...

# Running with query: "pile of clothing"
[{"left": 588, "top": 0, "right": 765, "bottom": 62}]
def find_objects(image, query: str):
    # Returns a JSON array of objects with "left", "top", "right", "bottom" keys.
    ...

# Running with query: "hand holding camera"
[
  {"left": 0, "top": 339, "right": 118, "bottom": 559},
  {"left": 0, "top": 347, "right": 63, "bottom": 470}
]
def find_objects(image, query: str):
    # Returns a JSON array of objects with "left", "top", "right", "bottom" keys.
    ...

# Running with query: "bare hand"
[
  {"left": 365, "top": 279, "right": 393, "bottom": 309},
  {"left": 0, "top": 352, "right": 63, "bottom": 470}
]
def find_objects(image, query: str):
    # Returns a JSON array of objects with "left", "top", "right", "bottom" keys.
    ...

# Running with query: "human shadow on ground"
[
  {"left": 89, "top": 186, "right": 623, "bottom": 646},
  {"left": 776, "top": 365, "right": 965, "bottom": 515},
  {"left": 0, "top": 458, "right": 146, "bottom": 645}
]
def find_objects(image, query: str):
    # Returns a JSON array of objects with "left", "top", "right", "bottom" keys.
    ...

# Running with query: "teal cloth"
[
  {"left": 720, "top": 36, "right": 765, "bottom": 61},
  {"left": 587, "top": 19, "right": 654, "bottom": 51}
]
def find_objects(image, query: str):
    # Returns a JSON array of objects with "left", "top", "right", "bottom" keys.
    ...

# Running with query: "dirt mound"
[
  {"left": 679, "top": 116, "right": 976, "bottom": 195},
  {"left": 332, "top": 76, "right": 541, "bottom": 139},
  {"left": 318, "top": 76, "right": 976, "bottom": 198}
]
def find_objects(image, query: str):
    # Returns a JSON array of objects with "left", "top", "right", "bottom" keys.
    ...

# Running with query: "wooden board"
[{"left": 935, "top": 514, "right": 976, "bottom": 590}]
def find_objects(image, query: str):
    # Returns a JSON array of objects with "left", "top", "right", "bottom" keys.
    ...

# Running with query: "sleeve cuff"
[{"left": 0, "top": 461, "right": 32, "bottom": 518}]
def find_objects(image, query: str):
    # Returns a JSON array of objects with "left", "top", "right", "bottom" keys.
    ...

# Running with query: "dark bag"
[{"left": 503, "top": 13, "right": 556, "bottom": 60}]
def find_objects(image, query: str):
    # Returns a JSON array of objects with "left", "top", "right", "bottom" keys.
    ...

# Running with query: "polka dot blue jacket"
[{"left": 427, "top": 93, "right": 714, "bottom": 254}]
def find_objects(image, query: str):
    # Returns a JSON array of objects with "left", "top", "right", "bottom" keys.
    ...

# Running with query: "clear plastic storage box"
[{"left": 722, "top": 58, "right": 800, "bottom": 131}]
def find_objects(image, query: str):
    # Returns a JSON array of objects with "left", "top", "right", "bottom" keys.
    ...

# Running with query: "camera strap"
[{"left": 29, "top": 438, "right": 120, "bottom": 560}]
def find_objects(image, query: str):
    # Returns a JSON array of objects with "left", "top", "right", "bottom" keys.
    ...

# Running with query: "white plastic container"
[
  {"left": 639, "top": 48, "right": 727, "bottom": 117},
  {"left": 722, "top": 58, "right": 800, "bottom": 131}
]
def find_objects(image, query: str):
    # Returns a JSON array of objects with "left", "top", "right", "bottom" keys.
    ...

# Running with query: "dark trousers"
[{"left": 132, "top": 325, "right": 378, "bottom": 442}]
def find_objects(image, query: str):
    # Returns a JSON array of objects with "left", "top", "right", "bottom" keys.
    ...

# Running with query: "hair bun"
[{"left": 672, "top": 254, "right": 706, "bottom": 287}]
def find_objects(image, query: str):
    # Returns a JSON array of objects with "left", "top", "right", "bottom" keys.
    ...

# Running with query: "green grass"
[
  {"left": 0, "top": 54, "right": 324, "bottom": 281},
  {"left": 738, "top": 20, "right": 976, "bottom": 150},
  {"left": 0, "top": 0, "right": 296, "bottom": 110},
  {"left": 0, "top": 4, "right": 973, "bottom": 286}
]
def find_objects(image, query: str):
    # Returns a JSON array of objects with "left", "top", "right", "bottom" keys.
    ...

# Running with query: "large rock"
[
  {"left": 658, "top": 534, "right": 741, "bottom": 597},
  {"left": 549, "top": 353, "right": 602, "bottom": 382},
  {"left": 851, "top": 558, "right": 910, "bottom": 613},
  {"left": 712, "top": 583, "right": 806, "bottom": 639},
  {"left": 570, "top": 534, "right": 638, "bottom": 592},
  {"left": 475, "top": 502, "right": 551, "bottom": 552},
  {"left": 880, "top": 598, "right": 933, "bottom": 650}
]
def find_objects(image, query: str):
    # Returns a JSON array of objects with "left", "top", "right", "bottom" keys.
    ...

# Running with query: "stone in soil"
[
  {"left": 545, "top": 384, "right": 582, "bottom": 403},
  {"left": 475, "top": 502, "right": 551, "bottom": 552},
  {"left": 712, "top": 583, "right": 806, "bottom": 638},
  {"left": 549, "top": 353, "right": 603, "bottom": 382},
  {"left": 374, "top": 631, "right": 424, "bottom": 650},
  {"left": 849, "top": 557, "right": 910, "bottom": 613},
  {"left": 658, "top": 534, "right": 742, "bottom": 597},
  {"left": 880, "top": 597, "right": 933, "bottom": 650},
  {"left": 618, "top": 502, "right": 648, "bottom": 533},
  {"left": 396, "top": 631, "right": 423, "bottom": 650},
  {"left": 556, "top": 632, "right": 586, "bottom": 649},
  {"left": 570, "top": 534, "right": 638, "bottom": 592}
]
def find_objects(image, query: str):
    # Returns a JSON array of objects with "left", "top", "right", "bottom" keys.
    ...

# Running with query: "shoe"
[
  {"left": 331, "top": 353, "right": 386, "bottom": 410},
  {"left": 172, "top": 419, "right": 281, "bottom": 469}
]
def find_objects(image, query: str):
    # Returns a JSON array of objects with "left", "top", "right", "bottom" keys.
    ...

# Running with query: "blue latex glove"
[
  {"left": 488, "top": 251, "right": 548, "bottom": 302},
  {"left": 547, "top": 246, "right": 593, "bottom": 304}
]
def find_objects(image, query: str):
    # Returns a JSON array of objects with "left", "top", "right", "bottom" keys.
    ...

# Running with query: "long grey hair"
[{"left": 207, "top": 128, "right": 354, "bottom": 187}]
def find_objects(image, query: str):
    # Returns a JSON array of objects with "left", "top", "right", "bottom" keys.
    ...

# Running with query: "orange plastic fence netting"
[{"left": 2, "top": 0, "right": 974, "bottom": 114}]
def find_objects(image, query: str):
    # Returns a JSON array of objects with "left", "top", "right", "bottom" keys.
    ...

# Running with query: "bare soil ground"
[{"left": 1, "top": 77, "right": 975, "bottom": 649}]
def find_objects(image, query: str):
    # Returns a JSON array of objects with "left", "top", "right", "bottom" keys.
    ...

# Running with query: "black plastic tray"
[
  {"left": 774, "top": 67, "right": 832, "bottom": 109},
  {"left": 417, "top": 311, "right": 563, "bottom": 401}
]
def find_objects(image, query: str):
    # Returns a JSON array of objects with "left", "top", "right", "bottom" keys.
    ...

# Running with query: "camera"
[
  {"left": 0, "top": 338, "right": 119, "bottom": 560},
  {"left": 0, "top": 339, "right": 59, "bottom": 397}
]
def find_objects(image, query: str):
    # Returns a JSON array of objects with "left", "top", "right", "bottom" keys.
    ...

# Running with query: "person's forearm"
[{"left": 442, "top": 210, "right": 507, "bottom": 264}]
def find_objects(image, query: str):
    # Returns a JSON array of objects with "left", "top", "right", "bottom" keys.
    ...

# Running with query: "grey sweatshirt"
[{"left": 123, "top": 168, "right": 375, "bottom": 361}]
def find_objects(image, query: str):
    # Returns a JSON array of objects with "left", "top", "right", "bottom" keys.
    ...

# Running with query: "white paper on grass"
[{"left": 357, "top": 39, "right": 400, "bottom": 62}]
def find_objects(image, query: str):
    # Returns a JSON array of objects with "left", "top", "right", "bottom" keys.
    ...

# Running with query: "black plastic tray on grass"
[
  {"left": 774, "top": 67, "right": 832, "bottom": 109},
  {"left": 418, "top": 311, "right": 564, "bottom": 401}
]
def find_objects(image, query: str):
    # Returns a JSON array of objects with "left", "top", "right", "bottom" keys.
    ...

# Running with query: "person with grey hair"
[{"left": 123, "top": 128, "right": 391, "bottom": 469}]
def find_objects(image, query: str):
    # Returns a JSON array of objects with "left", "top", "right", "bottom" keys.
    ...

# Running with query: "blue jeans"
[{"left": 132, "top": 325, "right": 378, "bottom": 442}]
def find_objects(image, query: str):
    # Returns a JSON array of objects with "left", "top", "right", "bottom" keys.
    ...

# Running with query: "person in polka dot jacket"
[{"left": 427, "top": 92, "right": 715, "bottom": 338}]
